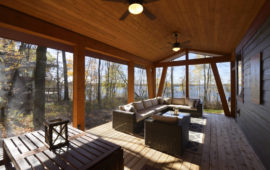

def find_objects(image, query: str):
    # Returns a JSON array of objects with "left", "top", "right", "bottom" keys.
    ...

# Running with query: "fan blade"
[
  {"left": 144, "top": 0, "right": 160, "bottom": 3},
  {"left": 180, "top": 40, "right": 190, "bottom": 46},
  {"left": 103, "top": 0, "right": 126, "bottom": 3},
  {"left": 143, "top": 7, "right": 156, "bottom": 20},
  {"left": 119, "top": 10, "right": 130, "bottom": 20}
]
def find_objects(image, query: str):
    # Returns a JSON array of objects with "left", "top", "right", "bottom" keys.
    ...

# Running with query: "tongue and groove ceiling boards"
[{"left": 0, "top": 0, "right": 265, "bottom": 62}]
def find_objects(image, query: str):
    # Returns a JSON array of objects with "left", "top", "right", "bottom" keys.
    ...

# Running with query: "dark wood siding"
[{"left": 236, "top": 16, "right": 270, "bottom": 170}]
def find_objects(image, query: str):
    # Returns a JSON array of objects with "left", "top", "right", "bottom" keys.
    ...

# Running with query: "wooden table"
[{"left": 3, "top": 126, "right": 123, "bottom": 170}]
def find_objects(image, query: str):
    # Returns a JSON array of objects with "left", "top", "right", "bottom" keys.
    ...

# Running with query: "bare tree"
[
  {"left": 34, "top": 46, "right": 47, "bottom": 129},
  {"left": 62, "top": 51, "right": 69, "bottom": 101}
]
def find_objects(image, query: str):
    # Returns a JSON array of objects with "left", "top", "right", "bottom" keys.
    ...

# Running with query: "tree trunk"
[
  {"left": 97, "top": 59, "right": 101, "bottom": 108},
  {"left": 34, "top": 46, "right": 47, "bottom": 130},
  {"left": 62, "top": 50, "right": 69, "bottom": 101},
  {"left": 56, "top": 51, "right": 60, "bottom": 101}
]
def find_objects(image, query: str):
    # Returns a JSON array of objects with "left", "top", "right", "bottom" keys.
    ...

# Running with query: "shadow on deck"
[{"left": 86, "top": 113, "right": 265, "bottom": 170}]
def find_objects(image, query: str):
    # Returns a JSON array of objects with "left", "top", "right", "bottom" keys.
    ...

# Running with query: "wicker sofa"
[{"left": 112, "top": 97, "right": 202, "bottom": 134}]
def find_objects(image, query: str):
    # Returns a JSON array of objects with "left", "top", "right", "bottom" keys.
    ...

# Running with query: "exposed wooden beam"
[
  {"left": 152, "top": 66, "right": 156, "bottom": 97},
  {"left": 185, "top": 50, "right": 189, "bottom": 98},
  {"left": 211, "top": 63, "right": 231, "bottom": 116},
  {"left": 154, "top": 49, "right": 186, "bottom": 64},
  {"left": 155, "top": 56, "right": 231, "bottom": 67},
  {"left": 0, "top": 5, "right": 151, "bottom": 67},
  {"left": 236, "top": 0, "right": 270, "bottom": 54},
  {"left": 157, "top": 66, "right": 168, "bottom": 97},
  {"left": 146, "top": 67, "right": 154, "bottom": 98},
  {"left": 188, "top": 48, "right": 230, "bottom": 57},
  {"left": 231, "top": 52, "right": 236, "bottom": 117},
  {"left": 128, "top": 62, "right": 135, "bottom": 103},
  {"left": 73, "top": 45, "right": 85, "bottom": 131}
]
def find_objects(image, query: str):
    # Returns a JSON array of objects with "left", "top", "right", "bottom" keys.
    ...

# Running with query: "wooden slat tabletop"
[{"left": 3, "top": 126, "right": 121, "bottom": 170}]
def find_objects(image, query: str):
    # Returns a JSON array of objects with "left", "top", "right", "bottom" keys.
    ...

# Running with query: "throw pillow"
[
  {"left": 143, "top": 100, "right": 153, "bottom": 108},
  {"left": 156, "top": 97, "right": 164, "bottom": 104},
  {"left": 151, "top": 98, "right": 158, "bottom": 106},
  {"left": 133, "top": 101, "right": 145, "bottom": 111},
  {"left": 163, "top": 98, "right": 172, "bottom": 104},
  {"left": 152, "top": 115, "right": 178, "bottom": 124},
  {"left": 188, "top": 99, "right": 194, "bottom": 107},
  {"left": 123, "top": 104, "right": 137, "bottom": 112},
  {"left": 119, "top": 105, "right": 125, "bottom": 111}
]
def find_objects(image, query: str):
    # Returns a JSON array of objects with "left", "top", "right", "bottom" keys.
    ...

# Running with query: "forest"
[{"left": 0, "top": 37, "right": 230, "bottom": 139}]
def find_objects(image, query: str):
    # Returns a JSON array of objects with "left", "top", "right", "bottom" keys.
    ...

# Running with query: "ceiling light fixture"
[
  {"left": 128, "top": 2, "right": 143, "bottom": 15},
  {"left": 172, "top": 42, "right": 181, "bottom": 52}
]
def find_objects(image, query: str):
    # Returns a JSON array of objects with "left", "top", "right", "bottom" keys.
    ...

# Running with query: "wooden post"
[
  {"left": 211, "top": 63, "right": 231, "bottom": 116},
  {"left": 231, "top": 53, "right": 236, "bottom": 117},
  {"left": 128, "top": 62, "right": 135, "bottom": 103},
  {"left": 73, "top": 45, "right": 85, "bottom": 131},
  {"left": 186, "top": 50, "right": 189, "bottom": 98},
  {"left": 146, "top": 67, "right": 154, "bottom": 98},
  {"left": 157, "top": 66, "right": 168, "bottom": 97},
  {"left": 152, "top": 66, "right": 156, "bottom": 97}
]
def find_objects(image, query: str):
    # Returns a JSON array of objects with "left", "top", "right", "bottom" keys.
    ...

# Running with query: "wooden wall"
[{"left": 236, "top": 16, "right": 270, "bottom": 170}]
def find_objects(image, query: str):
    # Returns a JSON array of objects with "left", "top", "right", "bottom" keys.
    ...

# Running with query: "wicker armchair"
[{"left": 144, "top": 116, "right": 190, "bottom": 156}]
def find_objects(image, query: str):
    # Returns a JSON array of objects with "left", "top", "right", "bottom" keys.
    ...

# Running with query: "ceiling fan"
[
  {"left": 103, "top": 0, "right": 159, "bottom": 20},
  {"left": 170, "top": 32, "right": 190, "bottom": 52}
]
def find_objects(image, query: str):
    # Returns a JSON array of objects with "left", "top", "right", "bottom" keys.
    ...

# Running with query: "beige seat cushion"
[
  {"left": 153, "top": 105, "right": 168, "bottom": 112},
  {"left": 143, "top": 99, "right": 153, "bottom": 109},
  {"left": 172, "top": 98, "right": 186, "bottom": 105},
  {"left": 169, "top": 104, "right": 196, "bottom": 111},
  {"left": 136, "top": 108, "right": 155, "bottom": 122},
  {"left": 152, "top": 114, "right": 178, "bottom": 124},
  {"left": 133, "top": 101, "right": 145, "bottom": 111}
]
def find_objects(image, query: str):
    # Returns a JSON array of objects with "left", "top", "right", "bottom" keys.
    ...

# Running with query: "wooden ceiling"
[{"left": 0, "top": 0, "right": 265, "bottom": 62}]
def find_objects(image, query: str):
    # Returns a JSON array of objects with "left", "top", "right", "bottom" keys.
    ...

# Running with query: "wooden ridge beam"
[
  {"left": 0, "top": 5, "right": 151, "bottom": 67},
  {"left": 211, "top": 63, "right": 231, "bottom": 116},
  {"left": 155, "top": 56, "right": 231, "bottom": 67},
  {"left": 157, "top": 66, "right": 168, "bottom": 97},
  {"left": 128, "top": 62, "right": 135, "bottom": 103}
]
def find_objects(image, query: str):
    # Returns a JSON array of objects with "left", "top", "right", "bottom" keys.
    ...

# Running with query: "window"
[
  {"left": 0, "top": 37, "right": 73, "bottom": 138},
  {"left": 134, "top": 67, "right": 148, "bottom": 100},
  {"left": 85, "top": 57, "right": 128, "bottom": 129},
  {"left": 163, "top": 66, "right": 186, "bottom": 98}
]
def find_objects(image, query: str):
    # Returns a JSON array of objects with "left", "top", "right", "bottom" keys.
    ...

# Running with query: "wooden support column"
[
  {"left": 186, "top": 50, "right": 189, "bottom": 98},
  {"left": 157, "top": 66, "right": 168, "bottom": 97},
  {"left": 152, "top": 66, "right": 156, "bottom": 97},
  {"left": 73, "top": 45, "right": 85, "bottom": 131},
  {"left": 146, "top": 67, "right": 155, "bottom": 98},
  {"left": 211, "top": 63, "right": 231, "bottom": 116},
  {"left": 231, "top": 53, "right": 236, "bottom": 117},
  {"left": 128, "top": 62, "right": 135, "bottom": 103}
]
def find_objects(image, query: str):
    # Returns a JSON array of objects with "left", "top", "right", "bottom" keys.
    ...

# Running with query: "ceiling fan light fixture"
[
  {"left": 172, "top": 42, "right": 181, "bottom": 52},
  {"left": 128, "top": 3, "right": 143, "bottom": 15}
]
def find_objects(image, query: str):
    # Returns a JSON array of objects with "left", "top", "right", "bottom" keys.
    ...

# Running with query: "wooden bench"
[{"left": 3, "top": 126, "right": 123, "bottom": 170}]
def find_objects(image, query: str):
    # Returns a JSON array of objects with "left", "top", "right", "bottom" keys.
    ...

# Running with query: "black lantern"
[{"left": 44, "top": 118, "right": 69, "bottom": 150}]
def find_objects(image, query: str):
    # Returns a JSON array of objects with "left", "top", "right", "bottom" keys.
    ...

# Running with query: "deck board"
[{"left": 87, "top": 114, "right": 266, "bottom": 170}]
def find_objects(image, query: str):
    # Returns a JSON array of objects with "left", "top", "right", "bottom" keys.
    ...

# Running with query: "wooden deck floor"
[{"left": 87, "top": 114, "right": 265, "bottom": 170}]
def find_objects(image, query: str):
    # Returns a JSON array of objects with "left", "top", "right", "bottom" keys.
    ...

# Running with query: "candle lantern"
[{"left": 44, "top": 118, "right": 69, "bottom": 150}]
